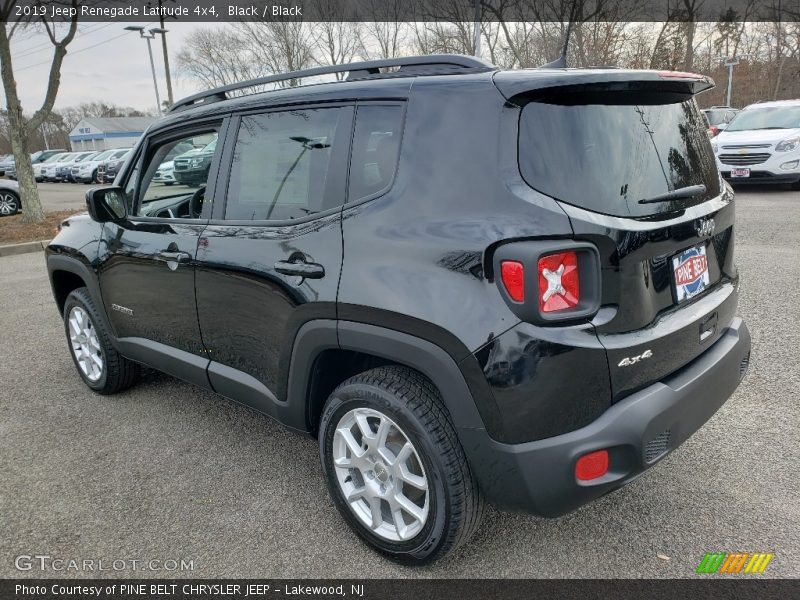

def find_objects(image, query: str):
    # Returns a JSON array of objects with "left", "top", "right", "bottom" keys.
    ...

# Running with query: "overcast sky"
[{"left": 5, "top": 22, "right": 205, "bottom": 114}]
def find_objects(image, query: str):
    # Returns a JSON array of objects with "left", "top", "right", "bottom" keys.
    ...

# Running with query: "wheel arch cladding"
[
  {"left": 287, "top": 319, "right": 496, "bottom": 437},
  {"left": 51, "top": 269, "right": 87, "bottom": 314},
  {"left": 46, "top": 254, "right": 118, "bottom": 350}
]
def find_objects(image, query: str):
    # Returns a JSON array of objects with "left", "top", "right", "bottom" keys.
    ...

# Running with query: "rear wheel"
[
  {"left": 319, "top": 366, "right": 483, "bottom": 564},
  {"left": 0, "top": 190, "right": 19, "bottom": 216},
  {"left": 63, "top": 287, "right": 139, "bottom": 394}
]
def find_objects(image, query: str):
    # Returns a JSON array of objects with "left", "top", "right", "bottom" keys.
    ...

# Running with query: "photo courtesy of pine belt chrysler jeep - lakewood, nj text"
[{"left": 46, "top": 55, "right": 751, "bottom": 564}]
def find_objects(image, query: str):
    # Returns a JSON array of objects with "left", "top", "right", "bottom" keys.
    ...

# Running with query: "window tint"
[
  {"left": 348, "top": 105, "right": 403, "bottom": 203},
  {"left": 519, "top": 96, "right": 720, "bottom": 218},
  {"left": 226, "top": 108, "right": 349, "bottom": 221},
  {"left": 128, "top": 128, "right": 219, "bottom": 219}
]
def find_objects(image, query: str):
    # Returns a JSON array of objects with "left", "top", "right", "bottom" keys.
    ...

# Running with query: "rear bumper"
[{"left": 460, "top": 318, "right": 750, "bottom": 516}]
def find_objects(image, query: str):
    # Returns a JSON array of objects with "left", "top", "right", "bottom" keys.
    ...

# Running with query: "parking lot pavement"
[
  {"left": 0, "top": 187, "right": 798, "bottom": 579},
  {"left": 34, "top": 181, "right": 92, "bottom": 213}
]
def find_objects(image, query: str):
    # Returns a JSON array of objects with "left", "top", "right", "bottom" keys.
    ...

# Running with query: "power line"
[
  {"left": 11, "top": 22, "right": 114, "bottom": 60},
  {"left": 15, "top": 24, "right": 157, "bottom": 72}
]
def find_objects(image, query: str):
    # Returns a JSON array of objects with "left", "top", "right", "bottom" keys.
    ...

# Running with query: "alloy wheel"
[
  {"left": 332, "top": 407, "right": 429, "bottom": 542},
  {"left": 0, "top": 193, "right": 17, "bottom": 215},
  {"left": 68, "top": 306, "right": 104, "bottom": 382}
]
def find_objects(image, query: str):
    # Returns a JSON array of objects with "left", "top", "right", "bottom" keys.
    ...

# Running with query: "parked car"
[
  {"left": 152, "top": 160, "right": 176, "bottom": 185},
  {"left": 55, "top": 151, "right": 98, "bottom": 183},
  {"left": 701, "top": 106, "right": 739, "bottom": 137},
  {"left": 152, "top": 141, "right": 194, "bottom": 186},
  {"left": 172, "top": 137, "right": 217, "bottom": 186},
  {"left": 35, "top": 152, "right": 67, "bottom": 182},
  {"left": 0, "top": 154, "right": 11, "bottom": 176},
  {"left": 99, "top": 149, "right": 132, "bottom": 183},
  {"left": 10, "top": 148, "right": 68, "bottom": 179},
  {"left": 0, "top": 177, "right": 20, "bottom": 216},
  {"left": 712, "top": 99, "right": 800, "bottom": 187},
  {"left": 2, "top": 155, "right": 15, "bottom": 179},
  {"left": 46, "top": 57, "right": 750, "bottom": 564},
  {"left": 39, "top": 152, "right": 76, "bottom": 182},
  {"left": 72, "top": 148, "right": 131, "bottom": 184}
]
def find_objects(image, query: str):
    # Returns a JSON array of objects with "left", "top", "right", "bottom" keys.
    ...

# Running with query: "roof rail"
[{"left": 168, "top": 54, "right": 496, "bottom": 114}]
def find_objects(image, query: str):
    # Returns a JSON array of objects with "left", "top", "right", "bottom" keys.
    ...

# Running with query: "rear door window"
[{"left": 519, "top": 96, "right": 720, "bottom": 217}]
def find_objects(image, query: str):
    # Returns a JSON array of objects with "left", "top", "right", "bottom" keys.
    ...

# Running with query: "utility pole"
[
  {"left": 156, "top": 0, "right": 174, "bottom": 106},
  {"left": 473, "top": 0, "right": 481, "bottom": 58}
]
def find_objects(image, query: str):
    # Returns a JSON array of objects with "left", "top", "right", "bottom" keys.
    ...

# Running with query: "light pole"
[
  {"left": 472, "top": 0, "right": 481, "bottom": 58},
  {"left": 125, "top": 26, "right": 168, "bottom": 115},
  {"left": 718, "top": 54, "right": 752, "bottom": 107}
]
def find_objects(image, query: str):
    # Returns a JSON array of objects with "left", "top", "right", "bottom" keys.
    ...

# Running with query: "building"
[{"left": 69, "top": 117, "right": 155, "bottom": 151}]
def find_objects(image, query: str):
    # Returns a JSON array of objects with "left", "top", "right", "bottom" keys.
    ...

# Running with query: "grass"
[{"left": 0, "top": 209, "right": 81, "bottom": 245}]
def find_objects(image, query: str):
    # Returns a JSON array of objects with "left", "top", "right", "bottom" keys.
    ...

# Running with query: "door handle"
[
  {"left": 158, "top": 250, "right": 192, "bottom": 264},
  {"left": 274, "top": 259, "right": 325, "bottom": 279}
]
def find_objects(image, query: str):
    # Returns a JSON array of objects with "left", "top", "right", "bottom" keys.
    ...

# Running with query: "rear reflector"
[
  {"left": 538, "top": 251, "right": 579, "bottom": 312},
  {"left": 575, "top": 450, "right": 609, "bottom": 481},
  {"left": 500, "top": 260, "right": 525, "bottom": 302}
]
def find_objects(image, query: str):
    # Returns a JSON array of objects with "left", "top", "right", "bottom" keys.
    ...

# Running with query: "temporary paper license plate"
[
  {"left": 730, "top": 167, "right": 750, "bottom": 178},
  {"left": 673, "top": 245, "right": 710, "bottom": 302}
]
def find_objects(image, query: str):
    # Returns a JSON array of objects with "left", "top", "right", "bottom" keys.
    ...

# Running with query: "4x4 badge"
[{"left": 695, "top": 218, "right": 715, "bottom": 237}]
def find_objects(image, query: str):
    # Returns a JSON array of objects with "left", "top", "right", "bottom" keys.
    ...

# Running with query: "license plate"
[
  {"left": 730, "top": 167, "right": 750, "bottom": 178},
  {"left": 673, "top": 245, "right": 710, "bottom": 302}
]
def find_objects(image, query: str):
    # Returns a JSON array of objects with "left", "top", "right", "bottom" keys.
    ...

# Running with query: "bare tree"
[
  {"left": 235, "top": 21, "right": 314, "bottom": 87},
  {"left": 356, "top": 0, "right": 410, "bottom": 59},
  {"left": 0, "top": 0, "right": 79, "bottom": 222},
  {"left": 309, "top": 3, "right": 363, "bottom": 78},
  {"left": 176, "top": 26, "right": 267, "bottom": 89}
]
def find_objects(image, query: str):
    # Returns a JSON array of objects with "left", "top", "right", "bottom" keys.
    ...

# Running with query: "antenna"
[{"left": 540, "top": 21, "right": 573, "bottom": 69}]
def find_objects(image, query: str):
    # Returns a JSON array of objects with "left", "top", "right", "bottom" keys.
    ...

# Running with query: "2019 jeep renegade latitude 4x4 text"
[{"left": 46, "top": 55, "right": 751, "bottom": 564}]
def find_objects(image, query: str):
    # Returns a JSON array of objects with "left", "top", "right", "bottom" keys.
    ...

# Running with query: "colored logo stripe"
[{"left": 697, "top": 552, "right": 773, "bottom": 574}]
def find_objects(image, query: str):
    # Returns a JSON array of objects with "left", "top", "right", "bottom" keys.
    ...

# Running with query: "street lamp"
[
  {"left": 125, "top": 26, "right": 168, "bottom": 115},
  {"left": 717, "top": 54, "right": 753, "bottom": 107}
]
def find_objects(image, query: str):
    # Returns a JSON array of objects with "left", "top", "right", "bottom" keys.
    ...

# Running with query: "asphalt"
[
  {"left": 0, "top": 187, "right": 798, "bottom": 579},
  {"left": 34, "top": 181, "right": 93, "bottom": 213}
]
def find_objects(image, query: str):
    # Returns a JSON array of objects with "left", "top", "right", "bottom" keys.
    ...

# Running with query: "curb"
[{"left": 0, "top": 239, "right": 51, "bottom": 258}]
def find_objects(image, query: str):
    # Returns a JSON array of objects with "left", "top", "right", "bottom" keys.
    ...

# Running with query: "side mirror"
[{"left": 86, "top": 186, "right": 127, "bottom": 222}]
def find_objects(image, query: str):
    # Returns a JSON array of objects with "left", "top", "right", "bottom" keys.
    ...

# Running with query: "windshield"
[
  {"left": 92, "top": 150, "right": 114, "bottom": 161},
  {"left": 202, "top": 139, "right": 217, "bottom": 153},
  {"left": 726, "top": 105, "right": 800, "bottom": 131},
  {"left": 519, "top": 95, "right": 720, "bottom": 218}
]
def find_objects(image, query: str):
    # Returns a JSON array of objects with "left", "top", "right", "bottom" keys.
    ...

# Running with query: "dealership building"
[{"left": 68, "top": 117, "right": 155, "bottom": 151}]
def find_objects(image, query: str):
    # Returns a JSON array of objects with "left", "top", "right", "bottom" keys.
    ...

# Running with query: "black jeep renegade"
[{"left": 46, "top": 55, "right": 751, "bottom": 564}]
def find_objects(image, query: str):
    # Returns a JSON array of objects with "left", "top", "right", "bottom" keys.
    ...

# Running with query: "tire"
[
  {"left": 0, "top": 190, "right": 20, "bottom": 216},
  {"left": 63, "top": 287, "right": 140, "bottom": 394},
  {"left": 319, "top": 365, "right": 484, "bottom": 564}
]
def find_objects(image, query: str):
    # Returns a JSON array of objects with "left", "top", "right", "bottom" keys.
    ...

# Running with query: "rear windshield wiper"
[{"left": 638, "top": 184, "right": 706, "bottom": 205}]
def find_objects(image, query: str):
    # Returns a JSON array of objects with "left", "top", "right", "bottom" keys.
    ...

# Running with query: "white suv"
[{"left": 711, "top": 99, "right": 800, "bottom": 188}]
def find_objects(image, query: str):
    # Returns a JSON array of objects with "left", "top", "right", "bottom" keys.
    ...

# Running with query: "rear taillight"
[
  {"left": 537, "top": 251, "right": 579, "bottom": 313},
  {"left": 710, "top": 125, "right": 719, "bottom": 137},
  {"left": 493, "top": 241, "right": 601, "bottom": 325},
  {"left": 500, "top": 260, "right": 525, "bottom": 302}
]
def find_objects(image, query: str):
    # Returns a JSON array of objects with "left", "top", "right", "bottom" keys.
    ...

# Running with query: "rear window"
[{"left": 519, "top": 96, "right": 720, "bottom": 218}]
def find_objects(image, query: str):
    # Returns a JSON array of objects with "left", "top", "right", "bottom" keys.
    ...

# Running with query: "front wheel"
[
  {"left": 319, "top": 366, "right": 484, "bottom": 564},
  {"left": 63, "top": 287, "right": 140, "bottom": 394}
]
